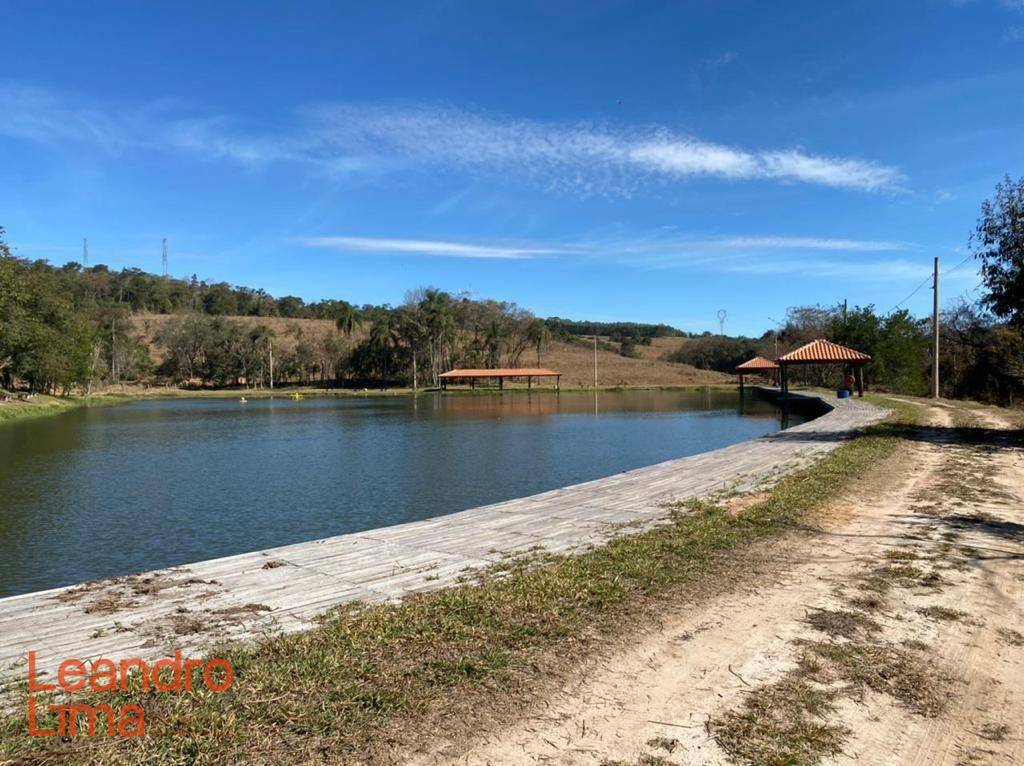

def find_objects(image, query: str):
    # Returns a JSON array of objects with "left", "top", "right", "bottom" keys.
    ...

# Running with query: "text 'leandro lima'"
[{"left": 25, "top": 650, "right": 234, "bottom": 737}]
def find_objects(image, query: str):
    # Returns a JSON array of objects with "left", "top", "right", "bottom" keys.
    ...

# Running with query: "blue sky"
[{"left": 1, "top": 1, "right": 1022, "bottom": 335}]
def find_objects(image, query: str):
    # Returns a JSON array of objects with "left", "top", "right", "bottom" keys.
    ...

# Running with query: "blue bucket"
[{"left": 837, "top": 389, "right": 851, "bottom": 399}]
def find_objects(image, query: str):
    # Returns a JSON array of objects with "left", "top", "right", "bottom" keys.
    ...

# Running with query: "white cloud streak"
[
  {"left": 709, "top": 236, "right": 905, "bottom": 251},
  {"left": 0, "top": 84, "right": 905, "bottom": 194},
  {"left": 298, "top": 233, "right": 908, "bottom": 264},
  {"left": 299, "top": 236, "right": 565, "bottom": 260},
  {"left": 311, "top": 104, "right": 904, "bottom": 193}
]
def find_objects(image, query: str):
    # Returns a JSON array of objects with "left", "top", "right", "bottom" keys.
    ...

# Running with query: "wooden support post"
[
  {"left": 527, "top": 376, "right": 532, "bottom": 391},
  {"left": 855, "top": 366, "right": 864, "bottom": 398},
  {"left": 499, "top": 376, "right": 503, "bottom": 390},
  {"left": 471, "top": 378, "right": 475, "bottom": 390},
  {"left": 780, "top": 364, "right": 788, "bottom": 396}
]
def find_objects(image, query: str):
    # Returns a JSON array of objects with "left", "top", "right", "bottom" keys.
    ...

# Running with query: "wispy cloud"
[
  {"left": 297, "top": 232, "right": 907, "bottom": 266},
  {"left": 720, "top": 258, "right": 929, "bottom": 281},
  {"left": 311, "top": 104, "right": 905, "bottom": 193},
  {"left": 298, "top": 236, "right": 566, "bottom": 260},
  {"left": 707, "top": 236, "right": 905, "bottom": 251},
  {"left": 0, "top": 84, "right": 906, "bottom": 195}
]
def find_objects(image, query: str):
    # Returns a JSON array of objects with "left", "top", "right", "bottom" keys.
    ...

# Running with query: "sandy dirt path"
[{"left": 412, "top": 401, "right": 1023, "bottom": 766}]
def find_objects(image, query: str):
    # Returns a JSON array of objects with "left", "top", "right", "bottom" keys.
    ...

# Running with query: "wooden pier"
[{"left": 0, "top": 392, "right": 885, "bottom": 679}]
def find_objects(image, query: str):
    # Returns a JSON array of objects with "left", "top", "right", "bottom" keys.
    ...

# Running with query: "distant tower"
[
  {"left": 717, "top": 309, "right": 727, "bottom": 336},
  {"left": 82, "top": 238, "right": 89, "bottom": 266},
  {"left": 162, "top": 238, "right": 168, "bottom": 276}
]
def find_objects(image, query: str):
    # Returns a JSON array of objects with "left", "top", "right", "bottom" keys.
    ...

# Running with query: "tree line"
[
  {"left": 0, "top": 243, "right": 558, "bottom": 392},
  {"left": 2, "top": 175, "right": 1023, "bottom": 399}
]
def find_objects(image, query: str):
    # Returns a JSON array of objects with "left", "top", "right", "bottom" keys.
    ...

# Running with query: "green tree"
[
  {"left": 334, "top": 301, "right": 360, "bottom": 337},
  {"left": 973, "top": 175, "right": 1024, "bottom": 326},
  {"left": 526, "top": 319, "right": 551, "bottom": 365}
]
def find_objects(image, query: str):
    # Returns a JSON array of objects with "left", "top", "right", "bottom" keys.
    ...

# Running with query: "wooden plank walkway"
[{"left": 0, "top": 392, "right": 885, "bottom": 678}]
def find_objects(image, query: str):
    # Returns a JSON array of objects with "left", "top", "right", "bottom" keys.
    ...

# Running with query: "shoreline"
[
  {"left": 0, "top": 382, "right": 742, "bottom": 426},
  {"left": 0, "top": 390, "right": 883, "bottom": 680}
]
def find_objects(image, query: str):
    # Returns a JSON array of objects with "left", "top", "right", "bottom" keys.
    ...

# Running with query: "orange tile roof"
[
  {"left": 777, "top": 339, "right": 871, "bottom": 363},
  {"left": 439, "top": 368, "right": 561, "bottom": 378},
  {"left": 735, "top": 356, "right": 779, "bottom": 371}
]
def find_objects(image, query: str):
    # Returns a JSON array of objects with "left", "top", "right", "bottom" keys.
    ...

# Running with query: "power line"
[
  {"left": 887, "top": 273, "right": 933, "bottom": 314},
  {"left": 887, "top": 252, "right": 980, "bottom": 315},
  {"left": 940, "top": 252, "right": 974, "bottom": 277}
]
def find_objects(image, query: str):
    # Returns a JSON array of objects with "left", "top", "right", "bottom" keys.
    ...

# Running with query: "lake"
[{"left": 0, "top": 389, "right": 808, "bottom": 597}]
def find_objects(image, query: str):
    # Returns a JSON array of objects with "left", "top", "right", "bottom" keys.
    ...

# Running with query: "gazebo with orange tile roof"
[
  {"left": 776, "top": 339, "right": 871, "bottom": 397},
  {"left": 735, "top": 356, "right": 780, "bottom": 387}
]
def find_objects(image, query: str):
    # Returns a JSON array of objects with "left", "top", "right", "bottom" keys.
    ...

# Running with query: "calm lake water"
[{"left": 0, "top": 390, "right": 807, "bottom": 597}]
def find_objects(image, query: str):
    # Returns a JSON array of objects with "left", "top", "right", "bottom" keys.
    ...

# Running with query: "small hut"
[
  {"left": 776, "top": 339, "right": 871, "bottom": 397},
  {"left": 735, "top": 356, "right": 780, "bottom": 387}
]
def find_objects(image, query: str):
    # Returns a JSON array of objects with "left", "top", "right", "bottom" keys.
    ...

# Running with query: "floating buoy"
[{"left": 239, "top": 397, "right": 248, "bottom": 403}]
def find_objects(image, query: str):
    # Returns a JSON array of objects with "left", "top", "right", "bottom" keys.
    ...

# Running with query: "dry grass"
[
  {"left": 800, "top": 641, "right": 950, "bottom": 716},
  {"left": 539, "top": 338, "right": 727, "bottom": 388},
  {"left": 996, "top": 627, "right": 1024, "bottom": 647},
  {"left": 712, "top": 677, "right": 848, "bottom": 766},
  {"left": 804, "top": 609, "right": 881, "bottom": 640},
  {"left": 916, "top": 605, "right": 967, "bottom": 622}
]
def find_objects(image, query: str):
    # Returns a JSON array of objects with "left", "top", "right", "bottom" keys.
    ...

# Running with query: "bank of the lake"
[
  {"left": 0, "top": 382, "right": 745, "bottom": 427},
  {"left": 0, "top": 388, "right": 794, "bottom": 597},
  {"left": 0, "top": 392, "right": 891, "bottom": 766}
]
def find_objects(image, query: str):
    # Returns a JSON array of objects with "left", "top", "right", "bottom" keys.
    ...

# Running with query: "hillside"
[
  {"left": 130, "top": 314, "right": 727, "bottom": 388},
  {"left": 541, "top": 337, "right": 726, "bottom": 387}
]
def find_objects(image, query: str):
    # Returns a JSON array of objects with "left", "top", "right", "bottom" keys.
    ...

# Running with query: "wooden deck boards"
[{"left": 0, "top": 392, "right": 885, "bottom": 679}]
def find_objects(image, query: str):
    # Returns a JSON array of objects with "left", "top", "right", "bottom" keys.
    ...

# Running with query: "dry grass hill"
[{"left": 129, "top": 314, "right": 728, "bottom": 388}]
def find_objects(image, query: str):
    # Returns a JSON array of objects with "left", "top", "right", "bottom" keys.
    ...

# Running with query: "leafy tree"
[
  {"left": 526, "top": 319, "right": 551, "bottom": 365},
  {"left": 973, "top": 175, "right": 1024, "bottom": 326},
  {"left": 334, "top": 301, "right": 360, "bottom": 337}
]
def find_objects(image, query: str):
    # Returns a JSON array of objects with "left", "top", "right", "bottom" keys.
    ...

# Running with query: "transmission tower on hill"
[
  {"left": 162, "top": 238, "right": 168, "bottom": 276},
  {"left": 82, "top": 238, "right": 89, "bottom": 266}
]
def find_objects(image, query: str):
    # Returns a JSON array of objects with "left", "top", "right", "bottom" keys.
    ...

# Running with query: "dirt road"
[{"left": 416, "top": 400, "right": 1024, "bottom": 765}]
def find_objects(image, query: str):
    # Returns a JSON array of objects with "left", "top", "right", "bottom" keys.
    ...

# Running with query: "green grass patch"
[
  {"left": 0, "top": 394, "right": 133, "bottom": 426},
  {"left": 0, "top": 398, "right": 918, "bottom": 765}
]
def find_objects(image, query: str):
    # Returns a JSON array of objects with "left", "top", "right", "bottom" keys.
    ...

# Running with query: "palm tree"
[
  {"left": 396, "top": 307, "right": 426, "bottom": 390},
  {"left": 419, "top": 289, "right": 456, "bottom": 386},
  {"left": 334, "top": 301, "right": 359, "bottom": 337},
  {"left": 527, "top": 319, "right": 551, "bottom": 365},
  {"left": 369, "top": 313, "right": 402, "bottom": 382}
]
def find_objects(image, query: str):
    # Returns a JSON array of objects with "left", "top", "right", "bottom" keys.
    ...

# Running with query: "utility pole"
[
  {"left": 932, "top": 256, "right": 940, "bottom": 399},
  {"left": 162, "top": 238, "right": 168, "bottom": 277},
  {"left": 82, "top": 238, "right": 89, "bottom": 266},
  {"left": 593, "top": 334, "right": 598, "bottom": 388}
]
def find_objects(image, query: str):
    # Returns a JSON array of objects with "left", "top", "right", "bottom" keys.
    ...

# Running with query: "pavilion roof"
[
  {"left": 439, "top": 368, "right": 560, "bottom": 379},
  {"left": 735, "top": 356, "right": 779, "bottom": 372},
  {"left": 777, "top": 339, "right": 871, "bottom": 364}
]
